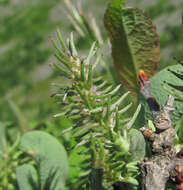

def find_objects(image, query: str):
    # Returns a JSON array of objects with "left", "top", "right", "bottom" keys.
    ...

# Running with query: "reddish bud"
[
  {"left": 138, "top": 69, "right": 149, "bottom": 89},
  {"left": 139, "top": 69, "right": 149, "bottom": 81}
]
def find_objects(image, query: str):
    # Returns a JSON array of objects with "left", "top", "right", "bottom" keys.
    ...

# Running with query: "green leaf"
[
  {"left": 104, "top": 0, "right": 160, "bottom": 99},
  {"left": 150, "top": 64, "right": 183, "bottom": 124},
  {"left": 148, "top": 120, "right": 156, "bottom": 132},
  {"left": 19, "top": 131, "right": 69, "bottom": 190},
  {"left": 16, "top": 164, "right": 38, "bottom": 190},
  {"left": 129, "top": 129, "right": 145, "bottom": 161},
  {"left": 123, "top": 176, "right": 139, "bottom": 186},
  {"left": 125, "top": 104, "right": 141, "bottom": 129}
]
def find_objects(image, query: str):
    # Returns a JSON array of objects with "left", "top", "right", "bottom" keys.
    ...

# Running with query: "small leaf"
[
  {"left": 111, "top": 91, "right": 130, "bottom": 111},
  {"left": 16, "top": 164, "right": 38, "bottom": 190},
  {"left": 129, "top": 129, "right": 145, "bottom": 161},
  {"left": 125, "top": 104, "right": 141, "bottom": 129},
  {"left": 104, "top": 0, "right": 160, "bottom": 99},
  {"left": 56, "top": 28, "right": 68, "bottom": 52},
  {"left": 148, "top": 120, "right": 156, "bottom": 132},
  {"left": 123, "top": 177, "right": 139, "bottom": 186},
  {"left": 69, "top": 32, "right": 78, "bottom": 56},
  {"left": 19, "top": 131, "right": 69, "bottom": 190}
]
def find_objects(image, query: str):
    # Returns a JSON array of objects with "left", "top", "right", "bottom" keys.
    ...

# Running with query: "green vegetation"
[{"left": 0, "top": 0, "right": 183, "bottom": 189}]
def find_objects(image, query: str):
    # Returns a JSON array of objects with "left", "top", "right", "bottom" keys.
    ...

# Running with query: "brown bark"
[{"left": 140, "top": 96, "right": 183, "bottom": 190}]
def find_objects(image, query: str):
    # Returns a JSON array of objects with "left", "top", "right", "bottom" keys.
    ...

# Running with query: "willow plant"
[{"left": 51, "top": 28, "right": 145, "bottom": 190}]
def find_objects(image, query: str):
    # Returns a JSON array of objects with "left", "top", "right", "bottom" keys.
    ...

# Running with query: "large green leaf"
[
  {"left": 104, "top": 0, "right": 160, "bottom": 99},
  {"left": 16, "top": 164, "right": 38, "bottom": 190},
  {"left": 18, "top": 131, "right": 69, "bottom": 190}
]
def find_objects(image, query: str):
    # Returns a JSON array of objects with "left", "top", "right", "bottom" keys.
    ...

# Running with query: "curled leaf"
[{"left": 104, "top": 0, "right": 160, "bottom": 99}]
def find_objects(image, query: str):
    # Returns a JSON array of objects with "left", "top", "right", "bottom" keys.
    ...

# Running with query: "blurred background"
[{"left": 0, "top": 0, "right": 183, "bottom": 123}]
